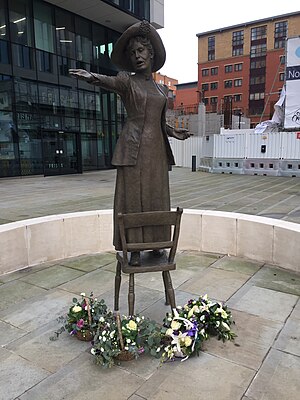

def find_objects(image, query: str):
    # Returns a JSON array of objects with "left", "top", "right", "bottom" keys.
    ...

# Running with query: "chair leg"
[
  {"left": 162, "top": 271, "right": 170, "bottom": 305},
  {"left": 128, "top": 273, "right": 135, "bottom": 316},
  {"left": 114, "top": 261, "right": 122, "bottom": 312},
  {"left": 163, "top": 271, "right": 176, "bottom": 311}
]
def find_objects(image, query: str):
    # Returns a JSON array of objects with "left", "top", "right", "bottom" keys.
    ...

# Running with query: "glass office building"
[{"left": 0, "top": 0, "right": 151, "bottom": 177}]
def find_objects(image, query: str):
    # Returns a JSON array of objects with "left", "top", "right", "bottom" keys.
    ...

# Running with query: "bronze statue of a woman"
[{"left": 69, "top": 20, "right": 189, "bottom": 266}]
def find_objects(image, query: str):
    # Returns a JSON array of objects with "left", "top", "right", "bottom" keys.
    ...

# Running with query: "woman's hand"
[{"left": 69, "top": 69, "right": 93, "bottom": 82}]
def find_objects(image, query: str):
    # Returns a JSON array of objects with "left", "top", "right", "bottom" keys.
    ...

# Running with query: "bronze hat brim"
[{"left": 111, "top": 21, "right": 166, "bottom": 73}]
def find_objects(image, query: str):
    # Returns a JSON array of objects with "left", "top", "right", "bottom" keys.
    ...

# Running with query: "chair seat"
[{"left": 117, "top": 251, "right": 176, "bottom": 273}]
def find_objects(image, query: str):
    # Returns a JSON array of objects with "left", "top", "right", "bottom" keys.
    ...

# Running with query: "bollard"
[{"left": 192, "top": 155, "right": 196, "bottom": 172}]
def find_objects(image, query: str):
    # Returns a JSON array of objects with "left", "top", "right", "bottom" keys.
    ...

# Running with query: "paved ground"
[
  {"left": 0, "top": 251, "right": 299, "bottom": 400},
  {"left": 0, "top": 167, "right": 300, "bottom": 224},
  {"left": 0, "top": 168, "right": 299, "bottom": 399}
]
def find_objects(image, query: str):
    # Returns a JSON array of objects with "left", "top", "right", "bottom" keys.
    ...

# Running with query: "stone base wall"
[{"left": 0, "top": 210, "right": 299, "bottom": 275}]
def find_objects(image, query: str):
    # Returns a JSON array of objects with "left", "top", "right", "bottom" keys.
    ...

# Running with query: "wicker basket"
[
  {"left": 114, "top": 313, "right": 135, "bottom": 362},
  {"left": 76, "top": 330, "right": 93, "bottom": 342},
  {"left": 115, "top": 350, "right": 135, "bottom": 361}
]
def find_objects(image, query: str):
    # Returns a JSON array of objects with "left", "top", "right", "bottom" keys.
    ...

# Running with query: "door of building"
[{"left": 43, "top": 131, "right": 80, "bottom": 176}]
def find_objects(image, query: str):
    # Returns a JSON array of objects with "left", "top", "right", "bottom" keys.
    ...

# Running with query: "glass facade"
[{"left": 0, "top": 0, "right": 129, "bottom": 177}]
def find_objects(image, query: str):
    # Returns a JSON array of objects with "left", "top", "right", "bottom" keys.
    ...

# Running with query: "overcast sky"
[{"left": 158, "top": 0, "right": 300, "bottom": 83}]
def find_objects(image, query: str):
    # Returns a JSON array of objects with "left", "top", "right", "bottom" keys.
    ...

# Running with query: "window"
[
  {"left": 0, "top": 0, "right": 8, "bottom": 40},
  {"left": 224, "top": 80, "right": 232, "bottom": 88},
  {"left": 208, "top": 36, "right": 215, "bottom": 61},
  {"left": 233, "top": 94, "right": 242, "bottom": 102},
  {"left": 232, "top": 30, "right": 244, "bottom": 45},
  {"left": 250, "top": 76, "right": 264, "bottom": 85},
  {"left": 202, "top": 68, "right": 209, "bottom": 76},
  {"left": 232, "top": 30, "right": 243, "bottom": 56},
  {"left": 210, "top": 96, "right": 218, "bottom": 104},
  {"left": 234, "top": 79, "right": 242, "bottom": 87},
  {"left": 37, "top": 50, "right": 53, "bottom": 73},
  {"left": 279, "top": 72, "right": 285, "bottom": 81},
  {"left": 274, "top": 21, "right": 287, "bottom": 48},
  {"left": 75, "top": 16, "right": 92, "bottom": 63},
  {"left": 250, "top": 59, "right": 266, "bottom": 69},
  {"left": 251, "top": 25, "right": 267, "bottom": 41},
  {"left": 232, "top": 47, "right": 243, "bottom": 56},
  {"left": 280, "top": 55, "right": 285, "bottom": 65},
  {"left": 0, "top": 74, "right": 12, "bottom": 111},
  {"left": 234, "top": 63, "right": 242, "bottom": 71},
  {"left": 12, "top": 44, "right": 34, "bottom": 69},
  {"left": 0, "top": 40, "right": 10, "bottom": 64},
  {"left": 250, "top": 44, "right": 267, "bottom": 58},
  {"left": 249, "top": 92, "right": 265, "bottom": 100},
  {"left": 33, "top": 0, "right": 55, "bottom": 53},
  {"left": 225, "top": 65, "right": 233, "bottom": 73},
  {"left": 9, "top": 0, "right": 33, "bottom": 46},
  {"left": 201, "top": 83, "right": 209, "bottom": 91},
  {"left": 55, "top": 8, "right": 75, "bottom": 59},
  {"left": 210, "top": 82, "right": 218, "bottom": 90},
  {"left": 211, "top": 67, "right": 218, "bottom": 75}
]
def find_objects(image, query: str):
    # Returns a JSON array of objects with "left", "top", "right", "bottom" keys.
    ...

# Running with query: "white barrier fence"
[{"left": 170, "top": 131, "right": 300, "bottom": 176}]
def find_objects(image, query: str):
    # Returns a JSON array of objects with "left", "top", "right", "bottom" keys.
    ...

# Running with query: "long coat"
[{"left": 90, "top": 71, "right": 176, "bottom": 166}]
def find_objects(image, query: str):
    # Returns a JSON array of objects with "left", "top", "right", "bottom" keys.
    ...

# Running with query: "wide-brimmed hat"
[{"left": 111, "top": 20, "right": 166, "bottom": 72}]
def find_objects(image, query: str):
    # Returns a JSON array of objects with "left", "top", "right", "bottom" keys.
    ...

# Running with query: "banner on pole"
[{"left": 284, "top": 36, "right": 300, "bottom": 129}]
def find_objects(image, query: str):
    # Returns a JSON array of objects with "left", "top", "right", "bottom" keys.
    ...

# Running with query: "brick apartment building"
[{"left": 196, "top": 11, "right": 300, "bottom": 128}]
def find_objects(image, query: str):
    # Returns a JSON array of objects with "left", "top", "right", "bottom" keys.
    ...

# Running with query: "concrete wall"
[{"left": 1, "top": 210, "right": 299, "bottom": 276}]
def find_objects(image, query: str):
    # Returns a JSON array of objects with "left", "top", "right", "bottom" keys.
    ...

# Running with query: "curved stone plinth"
[{"left": 0, "top": 209, "right": 299, "bottom": 275}]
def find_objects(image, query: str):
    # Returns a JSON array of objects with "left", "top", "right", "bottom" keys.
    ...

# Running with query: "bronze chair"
[{"left": 114, "top": 207, "right": 183, "bottom": 316}]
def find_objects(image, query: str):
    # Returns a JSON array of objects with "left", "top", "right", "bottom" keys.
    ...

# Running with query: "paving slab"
[
  {"left": 6, "top": 321, "right": 91, "bottom": 373},
  {"left": 273, "top": 317, "right": 300, "bottom": 357},
  {"left": 0, "top": 347, "right": 50, "bottom": 400},
  {"left": 19, "top": 265, "right": 85, "bottom": 289},
  {"left": 203, "top": 310, "right": 283, "bottom": 370},
  {"left": 0, "top": 289, "right": 77, "bottom": 332},
  {"left": 245, "top": 349, "right": 300, "bottom": 400},
  {"left": 60, "top": 252, "right": 116, "bottom": 272},
  {"left": 136, "top": 351, "right": 255, "bottom": 400},
  {"left": 249, "top": 264, "right": 300, "bottom": 296},
  {"left": 0, "top": 280, "right": 47, "bottom": 312},
  {"left": 227, "top": 286, "right": 298, "bottom": 322},
  {"left": 175, "top": 250, "right": 220, "bottom": 271},
  {"left": 212, "top": 256, "right": 263, "bottom": 275},
  {"left": 178, "top": 268, "right": 251, "bottom": 301},
  {"left": 18, "top": 352, "right": 144, "bottom": 400},
  {"left": 57, "top": 268, "right": 117, "bottom": 297},
  {"left": 0, "top": 320, "right": 27, "bottom": 346}
]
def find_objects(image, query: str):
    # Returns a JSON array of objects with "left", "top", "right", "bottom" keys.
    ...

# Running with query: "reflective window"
[
  {"left": 36, "top": 50, "right": 53, "bottom": 73},
  {"left": 79, "top": 90, "right": 96, "bottom": 119},
  {"left": 15, "top": 78, "right": 38, "bottom": 112},
  {"left": 38, "top": 83, "right": 59, "bottom": 115},
  {"left": 251, "top": 25, "right": 267, "bottom": 41},
  {"left": 0, "top": 40, "right": 10, "bottom": 64},
  {"left": 12, "top": 43, "right": 34, "bottom": 69},
  {"left": 59, "top": 87, "right": 78, "bottom": 117},
  {"left": 18, "top": 126, "right": 43, "bottom": 175},
  {"left": 0, "top": 0, "right": 8, "bottom": 40},
  {"left": 0, "top": 111, "right": 19, "bottom": 177},
  {"left": 9, "top": 0, "right": 33, "bottom": 46},
  {"left": 33, "top": 0, "right": 55, "bottom": 53},
  {"left": 75, "top": 16, "right": 92, "bottom": 63},
  {"left": 0, "top": 74, "right": 12, "bottom": 111},
  {"left": 81, "top": 132, "right": 98, "bottom": 170},
  {"left": 55, "top": 8, "right": 75, "bottom": 58}
]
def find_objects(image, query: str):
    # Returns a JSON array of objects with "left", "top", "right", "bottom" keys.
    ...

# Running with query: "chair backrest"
[{"left": 117, "top": 207, "right": 183, "bottom": 264}]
